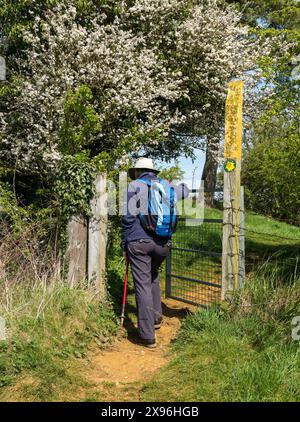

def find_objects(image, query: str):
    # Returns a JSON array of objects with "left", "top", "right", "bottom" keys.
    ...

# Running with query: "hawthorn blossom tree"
[
  {"left": 0, "top": 0, "right": 263, "bottom": 178},
  {"left": 0, "top": 7, "right": 186, "bottom": 174}
]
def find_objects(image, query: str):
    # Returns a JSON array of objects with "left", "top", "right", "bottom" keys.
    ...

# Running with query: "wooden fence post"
[
  {"left": 221, "top": 81, "right": 244, "bottom": 300},
  {"left": 239, "top": 186, "right": 246, "bottom": 288},
  {"left": 0, "top": 56, "right": 6, "bottom": 81},
  {"left": 119, "top": 170, "right": 128, "bottom": 217},
  {"left": 67, "top": 215, "right": 87, "bottom": 287},
  {"left": 88, "top": 173, "right": 108, "bottom": 299}
]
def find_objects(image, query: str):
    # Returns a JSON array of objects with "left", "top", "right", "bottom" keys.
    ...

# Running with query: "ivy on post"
[{"left": 222, "top": 80, "right": 244, "bottom": 300}]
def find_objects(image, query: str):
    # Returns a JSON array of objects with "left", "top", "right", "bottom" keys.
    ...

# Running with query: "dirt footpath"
[{"left": 79, "top": 299, "right": 194, "bottom": 402}]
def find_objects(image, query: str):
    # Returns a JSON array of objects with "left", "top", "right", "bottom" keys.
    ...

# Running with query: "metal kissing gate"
[{"left": 165, "top": 218, "right": 223, "bottom": 307}]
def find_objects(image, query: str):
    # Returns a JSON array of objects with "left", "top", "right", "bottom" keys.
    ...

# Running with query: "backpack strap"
[
  {"left": 137, "top": 178, "right": 152, "bottom": 216},
  {"left": 169, "top": 185, "right": 175, "bottom": 229}
]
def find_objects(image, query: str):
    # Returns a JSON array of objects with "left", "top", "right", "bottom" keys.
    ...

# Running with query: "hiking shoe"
[
  {"left": 137, "top": 338, "right": 157, "bottom": 348},
  {"left": 154, "top": 317, "right": 163, "bottom": 330}
]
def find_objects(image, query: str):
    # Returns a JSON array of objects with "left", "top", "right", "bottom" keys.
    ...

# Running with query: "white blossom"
[{"left": 0, "top": 0, "right": 272, "bottom": 171}]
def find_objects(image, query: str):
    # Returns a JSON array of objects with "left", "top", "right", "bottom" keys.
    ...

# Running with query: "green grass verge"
[
  {"left": 143, "top": 211, "right": 300, "bottom": 402},
  {"left": 143, "top": 273, "right": 300, "bottom": 402},
  {"left": 0, "top": 283, "right": 119, "bottom": 401}
]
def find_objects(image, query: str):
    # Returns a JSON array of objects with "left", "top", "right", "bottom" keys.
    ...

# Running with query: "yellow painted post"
[{"left": 222, "top": 81, "right": 244, "bottom": 300}]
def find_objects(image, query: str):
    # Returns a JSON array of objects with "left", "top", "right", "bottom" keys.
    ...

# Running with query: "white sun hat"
[{"left": 128, "top": 157, "right": 160, "bottom": 179}]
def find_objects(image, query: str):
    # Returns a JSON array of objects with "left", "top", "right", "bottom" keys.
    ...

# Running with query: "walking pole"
[{"left": 120, "top": 254, "right": 129, "bottom": 327}]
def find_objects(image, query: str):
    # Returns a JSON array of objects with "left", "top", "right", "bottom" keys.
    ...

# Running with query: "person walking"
[{"left": 121, "top": 157, "right": 189, "bottom": 348}]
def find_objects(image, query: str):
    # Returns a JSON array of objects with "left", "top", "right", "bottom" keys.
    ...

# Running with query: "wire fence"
[{"left": 165, "top": 208, "right": 300, "bottom": 306}]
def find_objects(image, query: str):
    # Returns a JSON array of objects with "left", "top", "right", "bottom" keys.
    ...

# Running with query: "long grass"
[
  {"left": 0, "top": 282, "right": 119, "bottom": 401},
  {"left": 143, "top": 268, "right": 300, "bottom": 402},
  {"left": 0, "top": 219, "right": 119, "bottom": 401},
  {"left": 143, "top": 212, "right": 300, "bottom": 402}
]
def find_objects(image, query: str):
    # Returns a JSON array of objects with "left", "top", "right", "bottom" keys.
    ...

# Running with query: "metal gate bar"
[{"left": 166, "top": 218, "right": 223, "bottom": 307}]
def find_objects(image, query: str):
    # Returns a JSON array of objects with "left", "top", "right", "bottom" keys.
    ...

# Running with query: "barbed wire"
[
  {"left": 225, "top": 225, "right": 300, "bottom": 242},
  {"left": 222, "top": 215, "right": 300, "bottom": 243},
  {"left": 220, "top": 206, "right": 299, "bottom": 225},
  {"left": 243, "top": 228, "right": 300, "bottom": 243},
  {"left": 225, "top": 227, "right": 300, "bottom": 243}
]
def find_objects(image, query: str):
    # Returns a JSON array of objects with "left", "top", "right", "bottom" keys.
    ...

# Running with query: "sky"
[{"left": 158, "top": 149, "right": 206, "bottom": 189}]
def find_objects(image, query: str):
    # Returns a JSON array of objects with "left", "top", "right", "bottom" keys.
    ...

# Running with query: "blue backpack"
[{"left": 137, "top": 177, "right": 178, "bottom": 238}]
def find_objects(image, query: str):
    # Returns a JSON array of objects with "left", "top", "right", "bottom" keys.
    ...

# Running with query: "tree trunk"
[{"left": 202, "top": 141, "right": 219, "bottom": 208}]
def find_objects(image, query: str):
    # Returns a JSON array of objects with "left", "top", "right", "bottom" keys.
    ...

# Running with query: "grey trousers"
[{"left": 127, "top": 238, "right": 170, "bottom": 340}]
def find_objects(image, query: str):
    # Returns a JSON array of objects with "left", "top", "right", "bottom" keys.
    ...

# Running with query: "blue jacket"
[{"left": 121, "top": 172, "right": 189, "bottom": 251}]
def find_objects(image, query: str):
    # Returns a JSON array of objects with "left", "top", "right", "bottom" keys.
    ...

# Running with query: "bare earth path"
[{"left": 79, "top": 299, "right": 194, "bottom": 402}]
